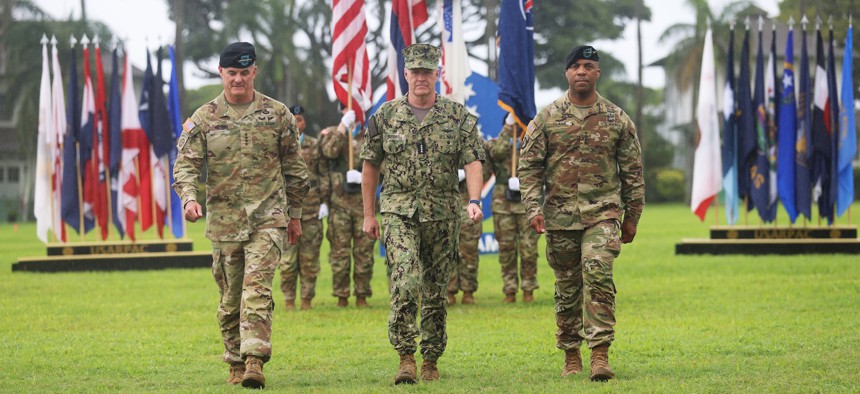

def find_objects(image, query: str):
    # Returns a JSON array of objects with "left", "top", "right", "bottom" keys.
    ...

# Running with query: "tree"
[{"left": 1, "top": 0, "right": 114, "bottom": 221}]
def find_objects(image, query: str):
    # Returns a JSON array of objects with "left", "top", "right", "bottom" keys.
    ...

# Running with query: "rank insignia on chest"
[{"left": 418, "top": 140, "right": 427, "bottom": 154}]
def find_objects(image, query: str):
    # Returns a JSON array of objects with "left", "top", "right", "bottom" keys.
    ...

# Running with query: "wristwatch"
[{"left": 468, "top": 199, "right": 482, "bottom": 208}]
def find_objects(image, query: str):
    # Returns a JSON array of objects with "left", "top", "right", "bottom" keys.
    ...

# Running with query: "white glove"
[
  {"left": 458, "top": 169, "right": 466, "bottom": 182},
  {"left": 346, "top": 169, "right": 362, "bottom": 184},
  {"left": 505, "top": 113, "right": 515, "bottom": 125},
  {"left": 318, "top": 203, "right": 329, "bottom": 219},
  {"left": 508, "top": 177, "right": 520, "bottom": 191},
  {"left": 341, "top": 110, "right": 356, "bottom": 128}
]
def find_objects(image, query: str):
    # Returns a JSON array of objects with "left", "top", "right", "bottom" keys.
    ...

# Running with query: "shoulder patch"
[
  {"left": 366, "top": 116, "right": 380, "bottom": 139},
  {"left": 459, "top": 113, "right": 478, "bottom": 132},
  {"left": 182, "top": 118, "right": 196, "bottom": 132}
]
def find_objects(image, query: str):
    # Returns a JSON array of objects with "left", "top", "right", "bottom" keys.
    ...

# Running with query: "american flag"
[
  {"left": 386, "top": 0, "right": 428, "bottom": 100},
  {"left": 332, "top": 0, "right": 372, "bottom": 124}
]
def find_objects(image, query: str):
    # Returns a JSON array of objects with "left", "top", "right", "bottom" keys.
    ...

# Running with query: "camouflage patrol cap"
[
  {"left": 403, "top": 44, "right": 441, "bottom": 70},
  {"left": 220, "top": 42, "right": 256, "bottom": 69}
]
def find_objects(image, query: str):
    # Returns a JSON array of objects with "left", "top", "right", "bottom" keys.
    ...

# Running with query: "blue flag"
[
  {"left": 497, "top": 0, "right": 536, "bottom": 133},
  {"left": 838, "top": 25, "right": 856, "bottom": 216},
  {"left": 824, "top": 28, "right": 840, "bottom": 223},
  {"left": 151, "top": 48, "right": 174, "bottom": 158},
  {"left": 721, "top": 27, "right": 739, "bottom": 225},
  {"left": 736, "top": 28, "right": 757, "bottom": 210},
  {"left": 750, "top": 28, "right": 772, "bottom": 222},
  {"left": 62, "top": 45, "right": 83, "bottom": 233},
  {"left": 796, "top": 25, "right": 812, "bottom": 220},
  {"left": 777, "top": 28, "right": 797, "bottom": 222},
  {"left": 108, "top": 47, "right": 124, "bottom": 238},
  {"left": 167, "top": 46, "right": 184, "bottom": 238}
]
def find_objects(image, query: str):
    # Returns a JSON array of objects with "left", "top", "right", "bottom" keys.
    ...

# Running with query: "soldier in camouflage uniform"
[
  {"left": 172, "top": 42, "right": 309, "bottom": 389},
  {"left": 278, "top": 105, "right": 329, "bottom": 311},
  {"left": 319, "top": 104, "right": 376, "bottom": 308},
  {"left": 518, "top": 45, "right": 644, "bottom": 382},
  {"left": 489, "top": 119, "right": 540, "bottom": 303},
  {"left": 360, "top": 44, "right": 485, "bottom": 385},
  {"left": 447, "top": 139, "right": 492, "bottom": 305}
]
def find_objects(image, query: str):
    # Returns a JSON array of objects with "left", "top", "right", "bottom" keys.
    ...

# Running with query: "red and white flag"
[
  {"left": 691, "top": 26, "right": 722, "bottom": 220},
  {"left": 93, "top": 39, "right": 110, "bottom": 240},
  {"left": 386, "top": 0, "right": 428, "bottom": 100},
  {"left": 332, "top": 0, "right": 372, "bottom": 124},
  {"left": 118, "top": 51, "right": 144, "bottom": 240},
  {"left": 49, "top": 36, "right": 67, "bottom": 242}
]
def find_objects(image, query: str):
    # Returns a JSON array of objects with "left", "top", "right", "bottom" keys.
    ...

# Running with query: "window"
[
  {"left": 7, "top": 167, "right": 19, "bottom": 183},
  {"left": 0, "top": 94, "right": 7, "bottom": 121},
  {"left": 0, "top": 168, "right": 4, "bottom": 182}
]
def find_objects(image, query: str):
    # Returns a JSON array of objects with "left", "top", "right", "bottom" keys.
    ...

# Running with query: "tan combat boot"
[
  {"left": 504, "top": 293, "right": 516, "bottom": 303},
  {"left": 394, "top": 354, "right": 417, "bottom": 385},
  {"left": 447, "top": 292, "right": 457, "bottom": 305},
  {"left": 284, "top": 299, "right": 296, "bottom": 311},
  {"left": 226, "top": 362, "right": 245, "bottom": 384},
  {"left": 337, "top": 297, "right": 348, "bottom": 307},
  {"left": 420, "top": 359, "right": 440, "bottom": 381},
  {"left": 242, "top": 355, "right": 266, "bottom": 388},
  {"left": 589, "top": 345, "right": 614, "bottom": 381},
  {"left": 522, "top": 290, "right": 534, "bottom": 303},
  {"left": 561, "top": 348, "right": 582, "bottom": 377},
  {"left": 461, "top": 291, "right": 475, "bottom": 304},
  {"left": 300, "top": 298, "right": 312, "bottom": 310},
  {"left": 356, "top": 296, "right": 369, "bottom": 308}
]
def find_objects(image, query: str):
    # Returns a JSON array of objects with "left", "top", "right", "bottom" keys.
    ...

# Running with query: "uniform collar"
[{"left": 214, "top": 90, "right": 263, "bottom": 119}]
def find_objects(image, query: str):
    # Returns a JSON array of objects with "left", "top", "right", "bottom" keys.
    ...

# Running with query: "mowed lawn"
[{"left": 0, "top": 203, "right": 858, "bottom": 393}]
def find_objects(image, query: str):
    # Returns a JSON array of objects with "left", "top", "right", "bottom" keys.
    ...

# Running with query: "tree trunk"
[
  {"left": 173, "top": 0, "right": 186, "bottom": 113},
  {"left": 484, "top": 0, "right": 500, "bottom": 81}
]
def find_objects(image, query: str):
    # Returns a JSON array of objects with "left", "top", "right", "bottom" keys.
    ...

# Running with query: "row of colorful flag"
[
  {"left": 332, "top": 0, "right": 535, "bottom": 131},
  {"left": 692, "top": 17, "right": 857, "bottom": 225},
  {"left": 34, "top": 34, "right": 184, "bottom": 243}
]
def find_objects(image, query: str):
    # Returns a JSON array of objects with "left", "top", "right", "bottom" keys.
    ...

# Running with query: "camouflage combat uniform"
[
  {"left": 320, "top": 125, "right": 376, "bottom": 299},
  {"left": 518, "top": 92, "right": 644, "bottom": 351},
  {"left": 172, "top": 90, "right": 309, "bottom": 364},
  {"left": 361, "top": 95, "right": 485, "bottom": 362},
  {"left": 447, "top": 140, "right": 492, "bottom": 296},
  {"left": 489, "top": 124, "right": 540, "bottom": 297},
  {"left": 279, "top": 133, "right": 329, "bottom": 303}
]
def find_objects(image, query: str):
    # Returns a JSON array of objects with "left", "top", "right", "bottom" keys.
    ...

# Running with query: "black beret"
[
  {"left": 220, "top": 42, "right": 256, "bottom": 69},
  {"left": 565, "top": 45, "right": 599, "bottom": 69},
  {"left": 289, "top": 105, "right": 305, "bottom": 115}
]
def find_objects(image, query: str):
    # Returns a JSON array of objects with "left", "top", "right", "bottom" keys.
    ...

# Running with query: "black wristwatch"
[{"left": 469, "top": 199, "right": 482, "bottom": 208}]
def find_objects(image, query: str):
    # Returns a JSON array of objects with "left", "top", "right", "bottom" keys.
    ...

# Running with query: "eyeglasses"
[{"left": 289, "top": 105, "right": 305, "bottom": 115}]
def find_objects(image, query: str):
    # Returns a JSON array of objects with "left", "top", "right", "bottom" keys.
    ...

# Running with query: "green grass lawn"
[{"left": 0, "top": 203, "right": 858, "bottom": 392}]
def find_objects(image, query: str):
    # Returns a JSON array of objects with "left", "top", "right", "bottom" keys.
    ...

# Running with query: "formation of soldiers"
[{"left": 278, "top": 105, "right": 541, "bottom": 310}]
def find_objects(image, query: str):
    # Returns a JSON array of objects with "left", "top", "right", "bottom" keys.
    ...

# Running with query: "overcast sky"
[{"left": 33, "top": 0, "right": 779, "bottom": 105}]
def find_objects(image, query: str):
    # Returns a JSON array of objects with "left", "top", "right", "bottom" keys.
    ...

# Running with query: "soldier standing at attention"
[
  {"left": 360, "top": 43, "right": 485, "bottom": 385},
  {"left": 447, "top": 138, "right": 492, "bottom": 305},
  {"left": 172, "top": 42, "right": 309, "bottom": 389},
  {"left": 489, "top": 115, "right": 540, "bottom": 303},
  {"left": 518, "top": 45, "right": 644, "bottom": 382},
  {"left": 279, "top": 104, "right": 330, "bottom": 311},
  {"left": 320, "top": 104, "right": 376, "bottom": 308}
]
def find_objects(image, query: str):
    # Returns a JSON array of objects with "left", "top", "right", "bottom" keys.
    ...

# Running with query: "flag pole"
[
  {"left": 152, "top": 158, "right": 158, "bottom": 239},
  {"left": 163, "top": 156, "right": 172, "bottom": 238},
  {"left": 510, "top": 125, "right": 518, "bottom": 178},
  {"left": 347, "top": 59, "right": 355, "bottom": 170},
  {"left": 76, "top": 141, "right": 85, "bottom": 241},
  {"left": 134, "top": 156, "right": 142, "bottom": 242}
]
